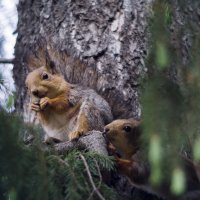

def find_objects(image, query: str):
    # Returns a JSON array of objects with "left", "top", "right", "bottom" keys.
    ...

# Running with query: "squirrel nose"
[{"left": 31, "top": 89, "right": 39, "bottom": 97}]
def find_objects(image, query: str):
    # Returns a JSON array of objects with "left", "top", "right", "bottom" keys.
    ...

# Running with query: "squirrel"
[
  {"left": 103, "top": 119, "right": 150, "bottom": 185},
  {"left": 103, "top": 119, "right": 200, "bottom": 199},
  {"left": 25, "top": 56, "right": 113, "bottom": 144}
]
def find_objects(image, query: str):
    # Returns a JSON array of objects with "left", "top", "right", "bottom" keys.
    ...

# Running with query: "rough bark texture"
[{"left": 170, "top": 0, "right": 200, "bottom": 86}]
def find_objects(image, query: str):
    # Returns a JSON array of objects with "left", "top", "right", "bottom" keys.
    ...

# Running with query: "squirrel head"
[
  {"left": 25, "top": 60, "right": 68, "bottom": 103},
  {"left": 104, "top": 119, "right": 141, "bottom": 158}
]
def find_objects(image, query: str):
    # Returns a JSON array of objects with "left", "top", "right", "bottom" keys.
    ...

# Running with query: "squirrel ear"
[{"left": 45, "top": 50, "right": 57, "bottom": 74}]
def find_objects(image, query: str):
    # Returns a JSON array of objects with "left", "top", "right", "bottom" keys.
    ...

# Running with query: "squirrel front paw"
[
  {"left": 115, "top": 157, "right": 132, "bottom": 166},
  {"left": 107, "top": 143, "right": 118, "bottom": 156},
  {"left": 40, "top": 97, "right": 51, "bottom": 110},
  {"left": 31, "top": 103, "right": 41, "bottom": 112},
  {"left": 68, "top": 130, "right": 85, "bottom": 141}
]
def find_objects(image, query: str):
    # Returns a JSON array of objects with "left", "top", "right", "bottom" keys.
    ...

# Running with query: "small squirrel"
[
  {"left": 103, "top": 119, "right": 200, "bottom": 199},
  {"left": 103, "top": 119, "right": 150, "bottom": 184},
  {"left": 25, "top": 58, "right": 113, "bottom": 144}
]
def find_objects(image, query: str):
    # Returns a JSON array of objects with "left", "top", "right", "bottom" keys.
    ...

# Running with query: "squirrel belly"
[
  {"left": 26, "top": 64, "right": 113, "bottom": 143},
  {"left": 39, "top": 108, "right": 79, "bottom": 141}
]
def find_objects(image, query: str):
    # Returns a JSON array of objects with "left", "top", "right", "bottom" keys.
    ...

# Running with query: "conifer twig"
[
  {"left": 95, "top": 159, "right": 103, "bottom": 187},
  {"left": 49, "top": 155, "right": 82, "bottom": 189},
  {"left": 80, "top": 153, "right": 106, "bottom": 200},
  {"left": 88, "top": 159, "right": 103, "bottom": 200},
  {"left": 0, "top": 58, "right": 14, "bottom": 64}
]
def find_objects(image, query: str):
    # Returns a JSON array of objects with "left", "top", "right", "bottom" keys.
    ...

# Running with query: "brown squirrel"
[
  {"left": 25, "top": 57, "right": 113, "bottom": 144},
  {"left": 103, "top": 119, "right": 200, "bottom": 199},
  {"left": 103, "top": 119, "right": 150, "bottom": 184}
]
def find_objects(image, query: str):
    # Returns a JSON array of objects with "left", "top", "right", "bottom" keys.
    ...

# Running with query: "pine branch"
[
  {"left": 0, "top": 58, "right": 14, "bottom": 64},
  {"left": 48, "top": 155, "right": 81, "bottom": 187},
  {"left": 80, "top": 153, "right": 106, "bottom": 200}
]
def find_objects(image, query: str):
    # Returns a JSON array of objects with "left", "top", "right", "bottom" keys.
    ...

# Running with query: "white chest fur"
[{"left": 40, "top": 111, "right": 78, "bottom": 141}]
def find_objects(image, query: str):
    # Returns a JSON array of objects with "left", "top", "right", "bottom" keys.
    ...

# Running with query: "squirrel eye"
[
  {"left": 42, "top": 72, "right": 49, "bottom": 80},
  {"left": 123, "top": 126, "right": 132, "bottom": 132}
]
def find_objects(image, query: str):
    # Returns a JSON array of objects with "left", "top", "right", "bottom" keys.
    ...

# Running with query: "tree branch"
[
  {"left": 52, "top": 131, "right": 108, "bottom": 155},
  {"left": 88, "top": 159, "right": 103, "bottom": 200},
  {"left": 0, "top": 58, "right": 14, "bottom": 64}
]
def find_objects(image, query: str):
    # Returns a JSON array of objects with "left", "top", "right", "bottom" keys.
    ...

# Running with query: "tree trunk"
[
  {"left": 14, "top": 0, "right": 153, "bottom": 121},
  {"left": 13, "top": 1, "right": 157, "bottom": 199}
]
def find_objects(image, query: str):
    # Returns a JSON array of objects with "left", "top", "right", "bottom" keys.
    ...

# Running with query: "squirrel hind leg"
[
  {"left": 68, "top": 112, "right": 90, "bottom": 141},
  {"left": 68, "top": 101, "right": 108, "bottom": 141},
  {"left": 82, "top": 103, "right": 106, "bottom": 131}
]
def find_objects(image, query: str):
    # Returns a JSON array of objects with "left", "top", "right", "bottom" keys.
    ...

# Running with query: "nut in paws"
[{"left": 40, "top": 97, "right": 51, "bottom": 110}]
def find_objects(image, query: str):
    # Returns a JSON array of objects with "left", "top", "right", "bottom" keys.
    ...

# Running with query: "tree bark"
[
  {"left": 13, "top": 1, "right": 157, "bottom": 199},
  {"left": 14, "top": 0, "right": 153, "bottom": 121}
]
